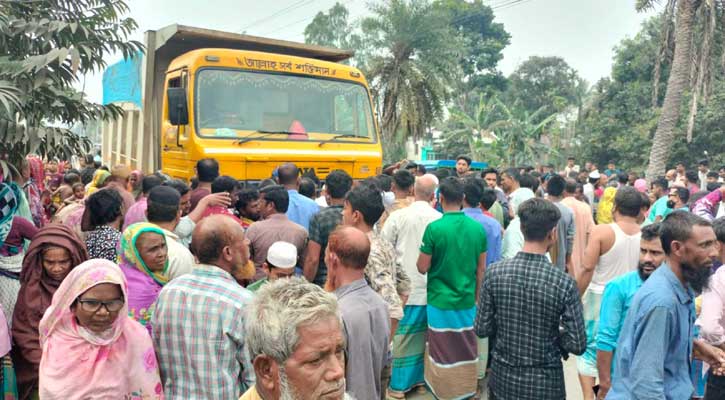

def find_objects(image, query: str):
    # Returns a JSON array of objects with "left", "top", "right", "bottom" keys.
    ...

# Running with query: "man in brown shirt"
[{"left": 246, "top": 185, "right": 307, "bottom": 282}]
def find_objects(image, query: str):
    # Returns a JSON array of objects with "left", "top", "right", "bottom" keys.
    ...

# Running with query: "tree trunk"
[{"left": 645, "top": 0, "right": 699, "bottom": 181}]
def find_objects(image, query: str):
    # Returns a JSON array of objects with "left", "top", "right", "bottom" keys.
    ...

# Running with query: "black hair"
[
  {"left": 345, "top": 184, "right": 384, "bottom": 227},
  {"left": 462, "top": 178, "right": 484, "bottom": 206},
  {"left": 480, "top": 188, "right": 497, "bottom": 210},
  {"left": 699, "top": 159, "right": 709, "bottom": 167},
  {"left": 147, "top": 186, "right": 181, "bottom": 223},
  {"left": 326, "top": 169, "right": 353, "bottom": 199},
  {"left": 673, "top": 186, "right": 690, "bottom": 204},
  {"left": 652, "top": 177, "right": 669, "bottom": 191},
  {"left": 617, "top": 173, "right": 629, "bottom": 185},
  {"left": 685, "top": 170, "right": 699, "bottom": 184},
  {"left": 417, "top": 164, "right": 427, "bottom": 175},
  {"left": 190, "top": 177, "right": 199, "bottom": 190},
  {"left": 432, "top": 168, "right": 451, "bottom": 181},
  {"left": 481, "top": 168, "right": 498, "bottom": 179},
  {"left": 456, "top": 155, "right": 472, "bottom": 166},
  {"left": 63, "top": 172, "right": 80, "bottom": 185},
  {"left": 87, "top": 189, "right": 123, "bottom": 228},
  {"left": 660, "top": 211, "right": 712, "bottom": 255},
  {"left": 707, "top": 182, "right": 721, "bottom": 192},
  {"left": 84, "top": 154, "right": 94, "bottom": 165},
  {"left": 547, "top": 175, "right": 566, "bottom": 197},
  {"left": 639, "top": 192, "right": 651, "bottom": 209},
  {"left": 71, "top": 182, "right": 85, "bottom": 191},
  {"left": 141, "top": 175, "right": 163, "bottom": 195},
  {"left": 641, "top": 223, "right": 661, "bottom": 242},
  {"left": 439, "top": 176, "right": 464, "bottom": 204},
  {"left": 519, "top": 174, "right": 539, "bottom": 192},
  {"left": 502, "top": 167, "right": 520, "bottom": 183},
  {"left": 707, "top": 171, "right": 719, "bottom": 179},
  {"left": 258, "top": 178, "right": 277, "bottom": 189},
  {"left": 211, "top": 175, "right": 241, "bottom": 194},
  {"left": 608, "top": 160, "right": 615, "bottom": 165},
  {"left": 163, "top": 179, "right": 190, "bottom": 196},
  {"left": 614, "top": 186, "right": 643, "bottom": 217},
  {"left": 260, "top": 185, "right": 289, "bottom": 213},
  {"left": 237, "top": 188, "right": 260, "bottom": 210},
  {"left": 713, "top": 217, "right": 725, "bottom": 243},
  {"left": 375, "top": 174, "right": 393, "bottom": 192},
  {"left": 277, "top": 163, "right": 300, "bottom": 185},
  {"left": 519, "top": 198, "right": 561, "bottom": 241},
  {"left": 299, "top": 177, "right": 316, "bottom": 199},
  {"left": 392, "top": 169, "right": 415, "bottom": 191},
  {"left": 196, "top": 158, "right": 220, "bottom": 183}
]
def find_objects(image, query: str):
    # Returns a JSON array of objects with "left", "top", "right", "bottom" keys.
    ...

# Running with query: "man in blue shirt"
[
  {"left": 648, "top": 177, "right": 670, "bottom": 223},
  {"left": 607, "top": 211, "right": 725, "bottom": 399},
  {"left": 595, "top": 223, "right": 666, "bottom": 398},
  {"left": 462, "top": 178, "right": 502, "bottom": 266},
  {"left": 277, "top": 163, "right": 320, "bottom": 231}
]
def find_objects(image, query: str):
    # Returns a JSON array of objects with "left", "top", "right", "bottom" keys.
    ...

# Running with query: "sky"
[{"left": 80, "top": 0, "right": 656, "bottom": 103}]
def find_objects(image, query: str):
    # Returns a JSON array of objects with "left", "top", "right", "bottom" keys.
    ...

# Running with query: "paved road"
[{"left": 405, "top": 357, "right": 584, "bottom": 400}]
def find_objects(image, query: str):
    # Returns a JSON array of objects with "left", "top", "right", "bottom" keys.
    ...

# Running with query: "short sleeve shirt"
[
  {"left": 307, "top": 205, "right": 343, "bottom": 285},
  {"left": 420, "top": 212, "right": 487, "bottom": 310}
]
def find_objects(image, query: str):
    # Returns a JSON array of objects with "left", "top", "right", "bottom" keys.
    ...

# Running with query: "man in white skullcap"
[{"left": 247, "top": 241, "right": 297, "bottom": 292}]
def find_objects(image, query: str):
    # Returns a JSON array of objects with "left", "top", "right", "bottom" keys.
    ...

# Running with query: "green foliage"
[
  {"left": 505, "top": 56, "right": 586, "bottom": 119},
  {"left": 575, "top": 13, "right": 725, "bottom": 173},
  {"left": 362, "top": 0, "right": 463, "bottom": 151},
  {"left": 303, "top": 2, "right": 366, "bottom": 67},
  {"left": 433, "top": 0, "right": 510, "bottom": 94},
  {"left": 0, "top": 0, "right": 143, "bottom": 166}
]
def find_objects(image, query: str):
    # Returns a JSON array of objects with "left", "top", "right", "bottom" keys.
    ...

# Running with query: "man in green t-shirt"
[
  {"left": 416, "top": 176, "right": 487, "bottom": 399},
  {"left": 247, "top": 241, "right": 297, "bottom": 292}
]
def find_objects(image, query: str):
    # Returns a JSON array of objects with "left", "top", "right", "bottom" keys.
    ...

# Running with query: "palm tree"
[
  {"left": 494, "top": 99, "right": 558, "bottom": 167},
  {"left": 362, "top": 0, "right": 462, "bottom": 152},
  {"left": 443, "top": 94, "right": 505, "bottom": 163},
  {"left": 642, "top": 0, "right": 718, "bottom": 180}
]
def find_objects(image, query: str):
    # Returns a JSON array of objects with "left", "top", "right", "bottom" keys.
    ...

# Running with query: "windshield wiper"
[
  {"left": 318, "top": 134, "right": 370, "bottom": 147},
  {"left": 234, "top": 130, "right": 295, "bottom": 145}
]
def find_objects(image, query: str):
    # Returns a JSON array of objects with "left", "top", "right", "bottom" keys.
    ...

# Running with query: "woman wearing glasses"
[{"left": 37, "top": 259, "right": 163, "bottom": 399}]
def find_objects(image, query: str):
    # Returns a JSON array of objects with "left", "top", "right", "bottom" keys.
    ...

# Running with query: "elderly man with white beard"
[{"left": 242, "top": 277, "right": 353, "bottom": 400}]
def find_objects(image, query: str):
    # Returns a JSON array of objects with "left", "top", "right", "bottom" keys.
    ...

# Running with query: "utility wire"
[{"left": 238, "top": 0, "right": 317, "bottom": 33}]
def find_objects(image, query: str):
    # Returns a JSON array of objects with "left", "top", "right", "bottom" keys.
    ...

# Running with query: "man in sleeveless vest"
[{"left": 575, "top": 186, "right": 643, "bottom": 400}]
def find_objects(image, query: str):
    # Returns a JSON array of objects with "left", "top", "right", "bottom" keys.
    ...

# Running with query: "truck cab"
[{"left": 101, "top": 24, "right": 382, "bottom": 183}]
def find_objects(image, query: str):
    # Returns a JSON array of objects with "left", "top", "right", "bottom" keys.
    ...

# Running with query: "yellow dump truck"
[{"left": 101, "top": 24, "right": 382, "bottom": 182}]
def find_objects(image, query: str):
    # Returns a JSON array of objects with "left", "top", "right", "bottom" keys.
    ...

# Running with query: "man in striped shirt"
[{"left": 152, "top": 215, "right": 256, "bottom": 399}]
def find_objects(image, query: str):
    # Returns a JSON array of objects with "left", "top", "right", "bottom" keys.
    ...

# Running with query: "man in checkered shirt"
[
  {"left": 152, "top": 215, "right": 255, "bottom": 399},
  {"left": 475, "top": 198, "right": 586, "bottom": 400}
]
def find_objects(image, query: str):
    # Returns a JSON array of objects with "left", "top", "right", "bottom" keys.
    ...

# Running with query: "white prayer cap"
[{"left": 266, "top": 241, "right": 297, "bottom": 269}]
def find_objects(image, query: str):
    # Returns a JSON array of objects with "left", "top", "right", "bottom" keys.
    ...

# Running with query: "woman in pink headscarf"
[
  {"left": 634, "top": 178, "right": 648, "bottom": 193},
  {"left": 38, "top": 259, "right": 163, "bottom": 399}
]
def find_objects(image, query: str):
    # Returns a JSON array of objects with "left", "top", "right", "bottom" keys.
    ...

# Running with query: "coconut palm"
[
  {"left": 641, "top": 0, "right": 722, "bottom": 180},
  {"left": 362, "top": 0, "right": 462, "bottom": 151}
]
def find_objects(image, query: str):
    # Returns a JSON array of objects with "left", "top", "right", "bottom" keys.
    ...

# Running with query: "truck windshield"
[{"left": 195, "top": 69, "right": 376, "bottom": 141}]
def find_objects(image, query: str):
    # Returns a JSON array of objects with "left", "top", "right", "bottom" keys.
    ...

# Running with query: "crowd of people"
[{"left": 0, "top": 152, "right": 724, "bottom": 400}]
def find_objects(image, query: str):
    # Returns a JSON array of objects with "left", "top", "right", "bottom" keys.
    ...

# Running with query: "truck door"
[{"left": 163, "top": 69, "right": 189, "bottom": 152}]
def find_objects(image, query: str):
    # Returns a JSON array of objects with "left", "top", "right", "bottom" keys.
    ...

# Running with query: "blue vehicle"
[{"left": 419, "top": 159, "right": 488, "bottom": 172}]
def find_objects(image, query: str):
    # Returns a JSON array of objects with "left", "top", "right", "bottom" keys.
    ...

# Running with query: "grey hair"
[{"left": 245, "top": 277, "right": 341, "bottom": 363}]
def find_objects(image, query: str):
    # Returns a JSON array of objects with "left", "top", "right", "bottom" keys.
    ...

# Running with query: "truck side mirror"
[{"left": 167, "top": 87, "right": 189, "bottom": 126}]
